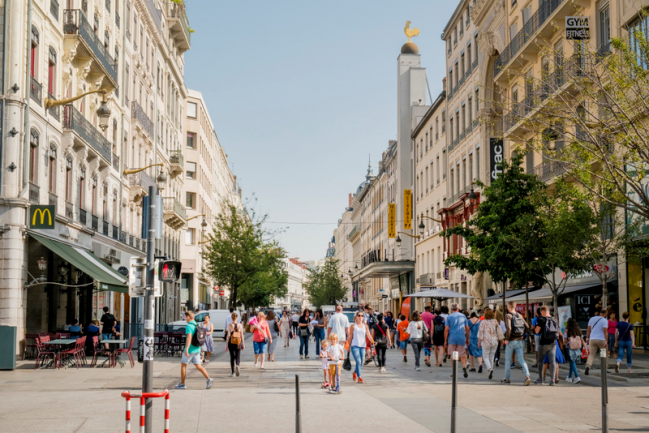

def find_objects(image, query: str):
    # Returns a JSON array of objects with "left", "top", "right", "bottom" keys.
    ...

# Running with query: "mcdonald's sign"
[{"left": 30, "top": 205, "right": 55, "bottom": 229}]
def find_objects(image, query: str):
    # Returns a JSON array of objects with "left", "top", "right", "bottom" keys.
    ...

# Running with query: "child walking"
[
  {"left": 327, "top": 333, "right": 345, "bottom": 394},
  {"left": 565, "top": 318, "right": 585, "bottom": 383},
  {"left": 320, "top": 339, "right": 330, "bottom": 388}
]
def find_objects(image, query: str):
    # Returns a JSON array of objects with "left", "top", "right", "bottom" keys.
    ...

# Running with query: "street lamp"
[
  {"left": 37, "top": 257, "right": 47, "bottom": 283},
  {"left": 44, "top": 89, "right": 111, "bottom": 131},
  {"left": 156, "top": 169, "right": 167, "bottom": 191},
  {"left": 396, "top": 231, "right": 421, "bottom": 248}
]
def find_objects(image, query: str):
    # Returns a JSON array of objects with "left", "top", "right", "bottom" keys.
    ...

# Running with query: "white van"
[{"left": 167, "top": 309, "right": 241, "bottom": 340}]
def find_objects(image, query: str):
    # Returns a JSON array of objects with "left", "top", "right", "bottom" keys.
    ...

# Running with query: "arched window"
[
  {"left": 29, "top": 129, "right": 39, "bottom": 183},
  {"left": 31, "top": 26, "right": 39, "bottom": 78}
]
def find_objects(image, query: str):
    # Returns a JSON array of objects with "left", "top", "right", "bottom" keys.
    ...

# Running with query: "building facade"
[{"left": 271, "top": 258, "right": 309, "bottom": 311}]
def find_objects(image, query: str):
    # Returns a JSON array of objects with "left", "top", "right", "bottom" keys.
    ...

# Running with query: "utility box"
[{"left": 0, "top": 326, "right": 17, "bottom": 370}]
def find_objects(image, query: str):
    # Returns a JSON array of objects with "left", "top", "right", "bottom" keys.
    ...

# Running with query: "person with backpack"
[
  {"left": 444, "top": 303, "right": 470, "bottom": 378},
  {"left": 176, "top": 311, "right": 213, "bottom": 390},
  {"left": 564, "top": 318, "right": 585, "bottom": 383},
  {"left": 226, "top": 311, "right": 245, "bottom": 377},
  {"left": 432, "top": 309, "right": 446, "bottom": 366},
  {"left": 534, "top": 305, "right": 559, "bottom": 385},
  {"left": 371, "top": 313, "right": 391, "bottom": 372},
  {"left": 585, "top": 308, "right": 608, "bottom": 375},
  {"left": 501, "top": 301, "right": 531, "bottom": 386}
]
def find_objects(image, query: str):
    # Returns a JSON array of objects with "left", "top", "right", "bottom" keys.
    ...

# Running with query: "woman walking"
[
  {"left": 371, "top": 313, "right": 391, "bottom": 372},
  {"left": 565, "top": 318, "right": 585, "bottom": 383},
  {"left": 225, "top": 312, "right": 245, "bottom": 377},
  {"left": 266, "top": 311, "right": 280, "bottom": 362},
  {"left": 298, "top": 309, "right": 311, "bottom": 359},
  {"left": 467, "top": 312, "right": 483, "bottom": 373},
  {"left": 313, "top": 310, "right": 327, "bottom": 356},
  {"left": 607, "top": 310, "right": 618, "bottom": 359},
  {"left": 406, "top": 311, "right": 428, "bottom": 371},
  {"left": 494, "top": 309, "right": 506, "bottom": 367},
  {"left": 251, "top": 312, "right": 271, "bottom": 369},
  {"left": 350, "top": 311, "right": 374, "bottom": 383},
  {"left": 615, "top": 311, "right": 635, "bottom": 374},
  {"left": 280, "top": 311, "right": 291, "bottom": 347},
  {"left": 478, "top": 309, "right": 499, "bottom": 379},
  {"left": 432, "top": 310, "right": 446, "bottom": 366},
  {"left": 200, "top": 314, "right": 214, "bottom": 363}
]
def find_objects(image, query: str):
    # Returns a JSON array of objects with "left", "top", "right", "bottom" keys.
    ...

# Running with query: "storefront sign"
[
  {"left": 30, "top": 205, "right": 55, "bottom": 229},
  {"left": 403, "top": 190, "right": 412, "bottom": 230},
  {"left": 557, "top": 306, "right": 572, "bottom": 334},
  {"left": 566, "top": 16, "right": 590, "bottom": 40},
  {"left": 489, "top": 138, "right": 504, "bottom": 183},
  {"left": 388, "top": 203, "right": 396, "bottom": 238},
  {"left": 575, "top": 294, "right": 597, "bottom": 323}
]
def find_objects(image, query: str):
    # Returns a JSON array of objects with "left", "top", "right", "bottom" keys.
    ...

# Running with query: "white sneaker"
[
  {"left": 230, "top": 373, "right": 235, "bottom": 377},
  {"left": 416, "top": 367, "right": 421, "bottom": 371},
  {"left": 381, "top": 367, "right": 386, "bottom": 373},
  {"left": 565, "top": 377, "right": 573, "bottom": 383},
  {"left": 254, "top": 362, "right": 258, "bottom": 368},
  {"left": 573, "top": 377, "right": 581, "bottom": 383}
]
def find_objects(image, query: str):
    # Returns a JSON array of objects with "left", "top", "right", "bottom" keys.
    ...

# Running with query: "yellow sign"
[
  {"left": 388, "top": 203, "right": 396, "bottom": 238},
  {"left": 30, "top": 205, "right": 55, "bottom": 229},
  {"left": 404, "top": 189, "right": 412, "bottom": 230}
]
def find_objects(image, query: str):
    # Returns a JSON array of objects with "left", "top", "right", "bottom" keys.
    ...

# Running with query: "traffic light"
[{"left": 158, "top": 260, "right": 181, "bottom": 282}]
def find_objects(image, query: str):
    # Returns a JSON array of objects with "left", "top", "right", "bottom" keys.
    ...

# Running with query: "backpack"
[
  {"left": 509, "top": 313, "right": 526, "bottom": 338},
  {"left": 191, "top": 324, "right": 207, "bottom": 347},
  {"left": 541, "top": 317, "right": 559, "bottom": 342},
  {"left": 434, "top": 318, "right": 445, "bottom": 334},
  {"left": 230, "top": 324, "right": 242, "bottom": 345},
  {"left": 568, "top": 336, "right": 582, "bottom": 350},
  {"left": 375, "top": 325, "right": 388, "bottom": 346}
]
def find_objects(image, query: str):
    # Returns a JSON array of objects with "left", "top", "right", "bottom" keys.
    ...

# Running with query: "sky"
[{"left": 183, "top": 0, "right": 458, "bottom": 261}]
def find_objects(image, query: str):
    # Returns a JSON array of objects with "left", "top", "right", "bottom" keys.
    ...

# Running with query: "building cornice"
[{"left": 442, "top": 0, "right": 469, "bottom": 38}]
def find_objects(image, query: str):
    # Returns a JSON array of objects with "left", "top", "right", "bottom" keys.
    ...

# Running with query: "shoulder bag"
[
  {"left": 422, "top": 321, "right": 430, "bottom": 342},
  {"left": 495, "top": 320, "right": 505, "bottom": 341},
  {"left": 614, "top": 323, "right": 631, "bottom": 352}
]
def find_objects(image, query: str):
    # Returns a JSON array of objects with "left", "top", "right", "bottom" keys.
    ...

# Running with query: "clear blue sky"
[{"left": 184, "top": 0, "right": 457, "bottom": 261}]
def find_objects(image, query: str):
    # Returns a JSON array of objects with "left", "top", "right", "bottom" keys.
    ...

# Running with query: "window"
[
  {"left": 467, "top": 42, "right": 472, "bottom": 71},
  {"left": 450, "top": 168, "right": 455, "bottom": 196},
  {"left": 91, "top": 176, "right": 97, "bottom": 215},
  {"left": 475, "top": 88, "right": 479, "bottom": 115},
  {"left": 469, "top": 152, "right": 473, "bottom": 182},
  {"left": 29, "top": 129, "right": 39, "bottom": 183},
  {"left": 449, "top": 117, "right": 454, "bottom": 141},
  {"left": 430, "top": 162, "right": 434, "bottom": 189},
  {"left": 474, "top": 31, "right": 479, "bottom": 62},
  {"left": 435, "top": 117, "right": 439, "bottom": 140},
  {"left": 461, "top": 103, "right": 466, "bottom": 131},
  {"left": 78, "top": 167, "right": 86, "bottom": 210},
  {"left": 186, "top": 132, "right": 195, "bottom": 148},
  {"left": 476, "top": 146, "right": 480, "bottom": 181},
  {"left": 187, "top": 102, "right": 197, "bottom": 118},
  {"left": 104, "top": 30, "right": 110, "bottom": 49},
  {"left": 468, "top": 97, "right": 473, "bottom": 124},
  {"left": 65, "top": 157, "right": 72, "bottom": 202},
  {"left": 462, "top": 158, "right": 467, "bottom": 189},
  {"left": 509, "top": 22, "right": 518, "bottom": 42},
  {"left": 186, "top": 162, "right": 196, "bottom": 179},
  {"left": 185, "top": 228, "right": 195, "bottom": 245},
  {"left": 441, "top": 110, "right": 446, "bottom": 133},
  {"left": 449, "top": 70, "right": 453, "bottom": 91},
  {"left": 49, "top": 144, "right": 57, "bottom": 193},
  {"left": 599, "top": 4, "right": 610, "bottom": 52},
  {"left": 186, "top": 192, "right": 195, "bottom": 209},
  {"left": 522, "top": 6, "right": 532, "bottom": 25},
  {"left": 443, "top": 148, "right": 447, "bottom": 178},
  {"left": 48, "top": 47, "right": 56, "bottom": 95},
  {"left": 31, "top": 26, "right": 39, "bottom": 78},
  {"left": 436, "top": 156, "right": 440, "bottom": 183},
  {"left": 461, "top": 53, "right": 465, "bottom": 77}
]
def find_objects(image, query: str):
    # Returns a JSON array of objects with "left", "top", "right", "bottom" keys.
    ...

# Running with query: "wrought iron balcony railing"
[
  {"left": 47, "top": 92, "right": 60, "bottom": 120},
  {"left": 63, "top": 104, "right": 112, "bottom": 162},
  {"left": 131, "top": 101, "right": 154, "bottom": 137},
  {"left": 30, "top": 77, "right": 42, "bottom": 106}
]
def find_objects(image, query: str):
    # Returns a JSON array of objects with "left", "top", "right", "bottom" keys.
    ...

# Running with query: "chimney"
[
  {"left": 442, "top": 77, "right": 446, "bottom": 92},
  {"left": 348, "top": 193, "right": 352, "bottom": 208}
]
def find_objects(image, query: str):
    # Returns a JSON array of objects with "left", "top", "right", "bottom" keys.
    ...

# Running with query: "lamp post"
[
  {"left": 37, "top": 257, "right": 47, "bottom": 283},
  {"left": 396, "top": 232, "right": 421, "bottom": 248},
  {"left": 45, "top": 89, "right": 112, "bottom": 131}
]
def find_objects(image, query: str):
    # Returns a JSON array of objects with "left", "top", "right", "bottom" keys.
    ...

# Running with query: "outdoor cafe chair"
[
  {"left": 34, "top": 335, "right": 59, "bottom": 369},
  {"left": 113, "top": 337, "right": 136, "bottom": 368},
  {"left": 60, "top": 338, "right": 84, "bottom": 369},
  {"left": 90, "top": 336, "right": 113, "bottom": 367}
]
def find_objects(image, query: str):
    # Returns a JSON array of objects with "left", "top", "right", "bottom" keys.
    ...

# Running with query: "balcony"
[
  {"left": 65, "top": 201, "right": 74, "bottom": 220},
  {"left": 63, "top": 9, "right": 118, "bottom": 86},
  {"left": 30, "top": 77, "right": 42, "bottom": 106},
  {"left": 131, "top": 101, "right": 154, "bottom": 138},
  {"left": 449, "top": 184, "right": 473, "bottom": 205},
  {"left": 128, "top": 170, "right": 155, "bottom": 201},
  {"left": 49, "top": 192, "right": 58, "bottom": 207},
  {"left": 112, "top": 225, "right": 118, "bottom": 240},
  {"left": 92, "top": 214, "right": 98, "bottom": 230},
  {"left": 79, "top": 208, "right": 87, "bottom": 225},
  {"left": 347, "top": 224, "right": 360, "bottom": 241},
  {"left": 103, "top": 220, "right": 109, "bottom": 235},
  {"left": 63, "top": 104, "right": 112, "bottom": 164},
  {"left": 166, "top": 2, "right": 191, "bottom": 53},
  {"left": 169, "top": 150, "right": 184, "bottom": 175},
  {"left": 530, "top": 160, "right": 568, "bottom": 183},
  {"left": 29, "top": 182, "right": 39, "bottom": 204},
  {"left": 163, "top": 198, "right": 187, "bottom": 229},
  {"left": 145, "top": 0, "right": 163, "bottom": 34},
  {"left": 47, "top": 93, "right": 60, "bottom": 121}
]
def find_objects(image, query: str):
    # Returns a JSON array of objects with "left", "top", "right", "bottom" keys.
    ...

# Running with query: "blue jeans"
[
  {"left": 568, "top": 349, "right": 580, "bottom": 379},
  {"left": 617, "top": 340, "right": 633, "bottom": 367},
  {"left": 351, "top": 346, "right": 365, "bottom": 378},
  {"left": 299, "top": 335, "right": 309, "bottom": 356},
  {"left": 253, "top": 341, "right": 267, "bottom": 355},
  {"left": 504, "top": 340, "right": 530, "bottom": 380},
  {"left": 102, "top": 333, "right": 112, "bottom": 341},
  {"left": 314, "top": 328, "right": 325, "bottom": 354}
]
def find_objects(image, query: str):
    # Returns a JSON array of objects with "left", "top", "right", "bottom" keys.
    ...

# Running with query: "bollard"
[
  {"left": 295, "top": 374, "right": 302, "bottom": 433},
  {"left": 600, "top": 348, "right": 608, "bottom": 433},
  {"left": 451, "top": 350, "right": 458, "bottom": 433}
]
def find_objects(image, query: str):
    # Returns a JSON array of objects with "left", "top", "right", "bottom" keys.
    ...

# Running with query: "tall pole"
[{"left": 142, "top": 185, "right": 156, "bottom": 433}]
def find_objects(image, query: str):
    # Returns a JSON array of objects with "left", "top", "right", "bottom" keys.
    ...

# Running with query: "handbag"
[
  {"left": 300, "top": 327, "right": 309, "bottom": 337},
  {"left": 581, "top": 346, "right": 589, "bottom": 360},
  {"left": 422, "top": 322, "right": 430, "bottom": 342},
  {"left": 288, "top": 330, "right": 293, "bottom": 339},
  {"left": 496, "top": 321, "right": 505, "bottom": 341},
  {"left": 342, "top": 354, "right": 352, "bottom": 371}
]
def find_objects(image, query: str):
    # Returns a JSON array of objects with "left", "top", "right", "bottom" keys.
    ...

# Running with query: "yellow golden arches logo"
[{"left": 29, "top": 205, "right": 55, "bottom": 229}]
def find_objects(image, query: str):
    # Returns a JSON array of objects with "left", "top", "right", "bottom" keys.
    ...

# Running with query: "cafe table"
[
  {"left": 101, "top": 339, "right": 129, "bottom": 368},
  {"left": 42, "top": 339, "right": 76, "bottom": 368}
]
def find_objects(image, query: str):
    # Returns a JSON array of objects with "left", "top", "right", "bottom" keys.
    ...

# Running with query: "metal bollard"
[
  {"left": 295, "top": 374, "right": 302, "bottom": 433},
  {"left": 451, "top": 350, "right": 458, "bottom": 433},
  {"left": 600, "top": 349, "right": 608, "bottom": 433}
]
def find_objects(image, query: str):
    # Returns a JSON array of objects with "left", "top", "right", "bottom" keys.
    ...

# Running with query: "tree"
[
  {"left": 303, "top": 259, "right": 346, "bottom": 309},
  {"left": 202, "top": 202, "right": 286, "bottom": 309},
  {"left": 238, "top": 255, "right": 288, "bottom": 310}
]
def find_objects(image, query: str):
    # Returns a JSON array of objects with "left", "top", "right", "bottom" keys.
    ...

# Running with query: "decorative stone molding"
[{"left": 470, "top": 0, "right": 496, "bottom": 25}]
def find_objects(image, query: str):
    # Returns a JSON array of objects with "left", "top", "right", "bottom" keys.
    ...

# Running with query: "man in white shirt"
[
  {"left": 291, "top": 312, "right": 300, "bottom": 337},
  {"left": 585, "top": 308, "right": 608, "bottom": 375},
  {"left": 327, "top": 305, "right": 350, "bottom": 342}
]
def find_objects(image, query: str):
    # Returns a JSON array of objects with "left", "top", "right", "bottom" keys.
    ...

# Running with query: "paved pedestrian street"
[{"left": 1, "top": 338, "right": 648, "bottom": 432}]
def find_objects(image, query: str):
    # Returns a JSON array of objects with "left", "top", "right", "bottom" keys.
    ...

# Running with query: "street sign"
[
  {"left": 403, "top": 190, "right": 412, "bottom": 230},
  {"left": 566, "top": 16, "right": 590, "bottom": 40},
  {"left": 158, "top": 260, "right": 181, "bottom": 282},
  {"left": 219, "top": 290, "right": 225, "bottom": 296},
  {"left": 593, "top": 264, "right": 610, "bottom": 273},
  {"left": 381, "top": 294, "right": 388, "bottom": 299},
  {"left": 29, "top": 205, "right": 55, "bottom": 229},
  {"left": 388, "top": 203, "right": 396, "bottom": 238},
  {"left": 129, "top": 257, "right": 146, "bottom": 298}
]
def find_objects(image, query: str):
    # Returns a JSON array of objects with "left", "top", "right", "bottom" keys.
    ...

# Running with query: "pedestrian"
[
  {"left": 534, "top": 305, "right": 559, "bottom": 385},
  {"left": 615, "top": 311, "right": 635, "bottom": 374},
  {"left": 298, "top": 308, "right": 311, "bottom": 359},
  {"left": 349, "top": 311, "right": 374, "bottom": 383},
  {"left": 320, "top": 339, "right": 331, "bottom": 388},
  {"left": 313, "top": 309, "right": 327, "bottom": 357},
  {"left": 494, "top": 309, "right": 506, "bottom": 367},
  {"left": 421, "top": 306, "right": 435, "bottom": 367},
  {"left": 266, "top": 311, "right": 279, "bottom": 362},
  {"left": 444, "top": 303, "right": 470, "bottom": 378},
  {"left": 176, "top": 311, "right": 213, "bottom": 390},
  {"left": 371, "top": 313, "right": 391, "bottom": 372},
  {"left": 280, "top": 311, "right": 291, "bottom": 347},
  {"left": 327, "top": 305, "right": 350, "bottom": 343},
  {"left": 440, "top": 305, "right": 450, "bottom": 362},
  {"left": 397, "top": 314, "right": 410, "bottom": 362},
  {"left": 100, "top": 306, "right": 116, "bottom": 349},
  {"left": 542, "top": 334, "right": 565, "bottom": 384},
  {"left": 407, "top": 311, "right": 428, "bottom": 371},
  {"left": 327, "top": 333, "right": 345, "bottom": 393},
  {"left": 585, "top": 308, "right": 608, "bottom": 376},
  {"left": 564, "top": 318, "right": 584, "bottom": 383},
  {"left": 291, "top": 311, "right": 300, "bottom": 339},
  {"left": 200, "top": 314, "right": 214, "bottom": 363},
  {"left": 607, "top": 310, "right": 618, "bottom": 359},
  {"left": 252, "top": 311, "right": 271, "bottom": 369},
  {"left": 384, "top": 311, "right": 396, "bottom": 348},
  {"left": 467, "top": 312, "right": 483, "bottom": 373},
  {"left": 225, "top": 312, "right": 244, "bottom": 377},
  {"left": 224, "top": 307, "right": 238, "bottom": 338},
  {"left": 531, "top": 308, "right": 541, "bottom": 368},
  {"left": 478, "top": 308, "right": 500, "bottom": 380},
  {"left": 501, "top": 301, "right": 532, "bottom": 386},
  {"left": 432, "top": 310, "right": 445, "bottom": 366}
]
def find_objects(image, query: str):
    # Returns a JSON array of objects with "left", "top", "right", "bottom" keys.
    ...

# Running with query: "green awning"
[{"left": 30, "top": 233, "right": 129, "bottom": 293}]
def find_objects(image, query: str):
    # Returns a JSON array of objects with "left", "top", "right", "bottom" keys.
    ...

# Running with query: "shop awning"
[
  {"left": 30, "top": 233, "right": 128, "bottom": 293},
  {"left": 484, "top": 289, "right": 527, "bottom": 302},
  {"left": 356, "top": 261, "right": 415, "bottom": 279},
  {"left": 406, "top": 287, "right": 474, "bottom": 299},
  {"left": 506, "top": 282, "right": 606, "bottom": 302}
]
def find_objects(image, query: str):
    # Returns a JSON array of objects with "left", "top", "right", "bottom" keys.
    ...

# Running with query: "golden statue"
[{"left": 404, "top": 21, "right": 420, "bottom": 43}]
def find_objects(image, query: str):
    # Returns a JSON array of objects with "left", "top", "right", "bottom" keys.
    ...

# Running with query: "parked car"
[{"left": 167, "top": 309, "right": 241, "bottom": 340}]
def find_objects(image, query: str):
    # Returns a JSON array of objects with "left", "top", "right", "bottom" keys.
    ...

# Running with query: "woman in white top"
[
  {"left": 349, "top": 311, "right": 374, "bottom": 383},
  {"left": 280, "top": 311, "right": 291, "bottom": 347},
  {"left": 406, "top": 311, "right": 428, "bottom": 370}
]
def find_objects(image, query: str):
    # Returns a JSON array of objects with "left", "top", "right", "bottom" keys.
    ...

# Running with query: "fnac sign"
[{"left": 30, "top": 205, "right": 55, "bottom": 229}]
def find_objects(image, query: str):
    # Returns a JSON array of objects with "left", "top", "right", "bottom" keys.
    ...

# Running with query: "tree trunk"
[
  {"left": 552, "top": 290, "right": 559, "bottom": 319},
  {"left": 601, "top": 275, "right": 608, "bottom": 310},
  {"left": 525, "top": 286, "right": 530, "bottom": 326},
  {"left": 502, "top": 280, "right": 507, "bottom": 314},
  {"left": 228, "top": 286, "right": 238, "bottom": 310}
]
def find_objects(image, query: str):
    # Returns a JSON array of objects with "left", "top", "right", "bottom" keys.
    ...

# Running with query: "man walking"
[
  {"left": 291, "top": 311, "right": 300, "bottom": 339},
  {"left": 502, "top": 301, "right": 532, "bottom": 386},
  {"left": 534, "top": 305, "right": 559, "bottom": 385},
  {"left": 585, "top": 308, "right": 608, "bottom": 375},
  {"left": 176, "top": 311, "right": 213, "bottom": 390},
  {"left": 99, "top": 307, "right": 116, "bottom": 349},
  {"left": 444, "top": 303, "right": 470, "bottom": 378},
  {"left": 421, "top": 305, "right": 434, "bottom": 366},
  {"left": 327, "top": 305, "right": 350, "bottom": 343}
]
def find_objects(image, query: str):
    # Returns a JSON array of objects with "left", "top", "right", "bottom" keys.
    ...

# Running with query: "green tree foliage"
[
  {"left": 202, "top": 203, "right": 287, "bottom": 309},
  {"left": 304, "top": 259, "right": 346, "bottom": 309}
]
